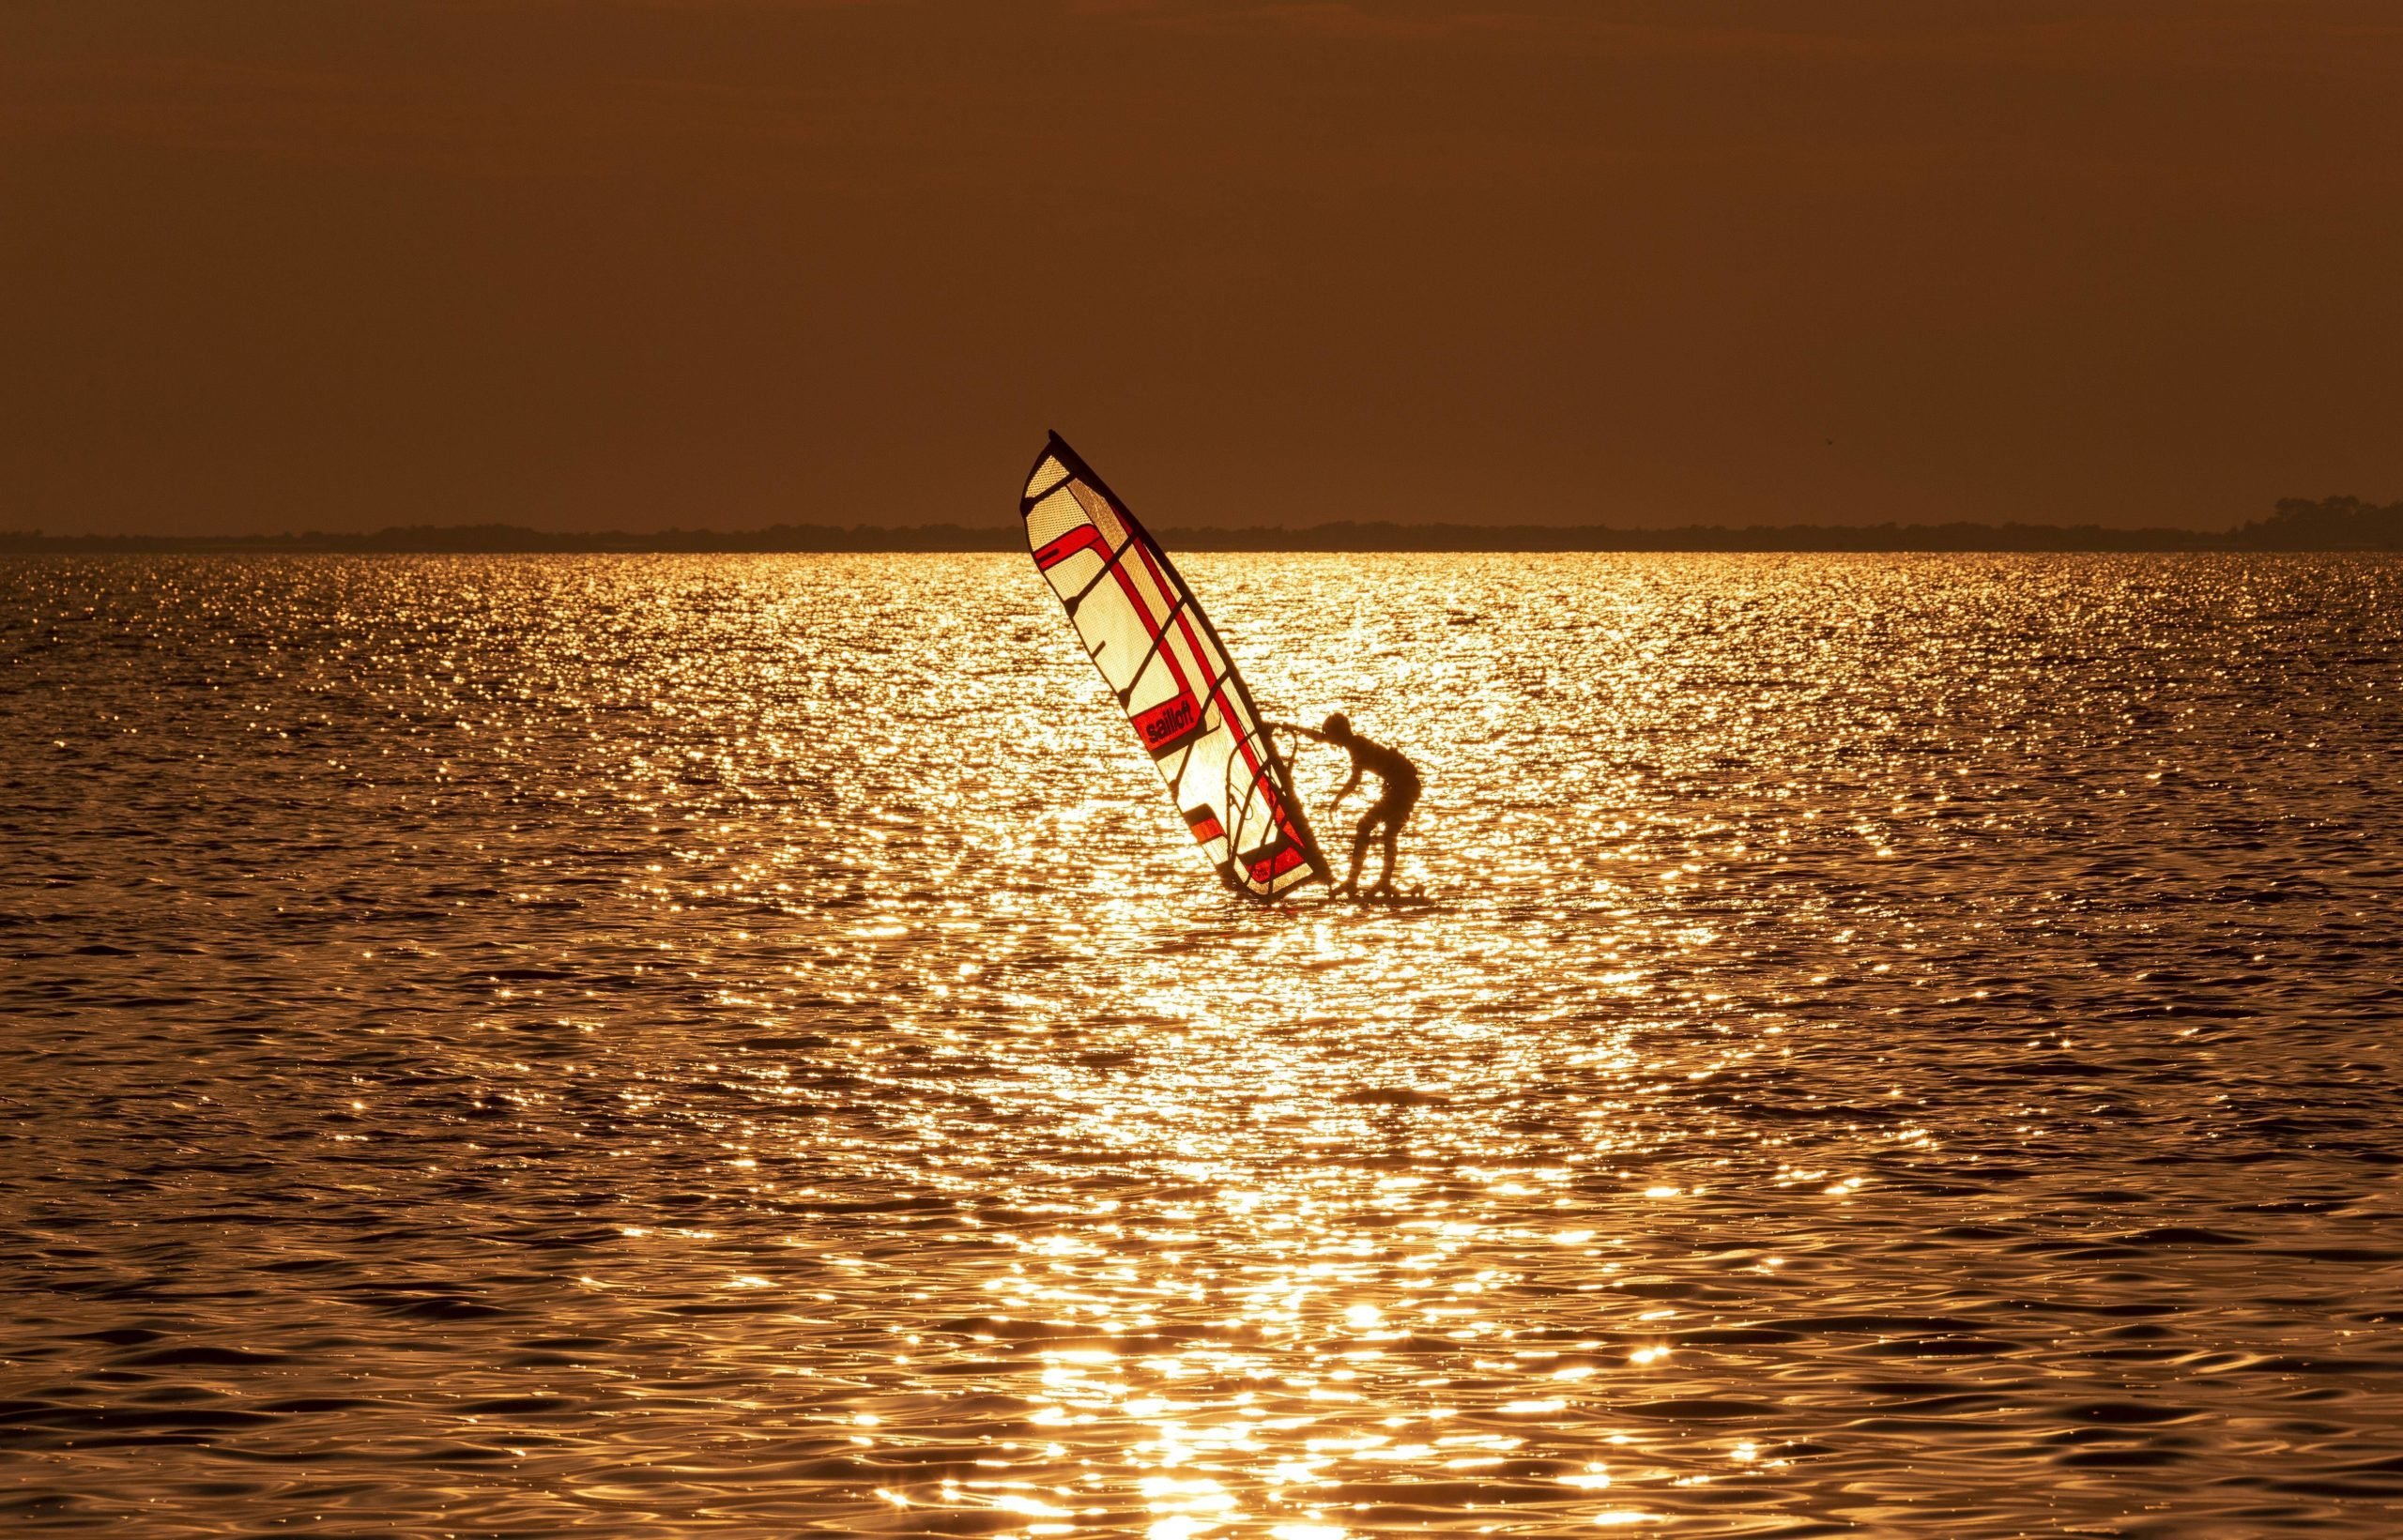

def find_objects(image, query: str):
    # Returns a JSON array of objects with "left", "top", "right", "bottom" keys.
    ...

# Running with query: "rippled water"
[{"left": 5, "top": 553, "right": 2401, "bottom": 1537}]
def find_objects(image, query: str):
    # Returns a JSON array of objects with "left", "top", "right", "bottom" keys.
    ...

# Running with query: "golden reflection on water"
[{"left": 5, "top": 554, "right": 2403, "bottom": 1535}]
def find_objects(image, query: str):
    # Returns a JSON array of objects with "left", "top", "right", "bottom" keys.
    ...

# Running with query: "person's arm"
[
  {"left": 1330, "top": 762, "right": 1362, "bottom": 809},
  {"left": 1269, "top": 720, "right": 1325, "bottom": 742}
]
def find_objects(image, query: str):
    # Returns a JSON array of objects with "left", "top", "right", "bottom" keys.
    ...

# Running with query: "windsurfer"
[{"left": 1277, "top": 715, "right": 1420, "bottom": 898}]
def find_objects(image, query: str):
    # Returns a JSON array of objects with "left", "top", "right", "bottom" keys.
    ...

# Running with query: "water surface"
[{"left": 5, "top": 553, "right": 2400, "bottom": 1536}]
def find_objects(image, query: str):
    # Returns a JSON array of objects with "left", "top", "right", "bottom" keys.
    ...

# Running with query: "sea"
[{"left": 4, "top": 552, "right": 2400, "bottom": 1538}]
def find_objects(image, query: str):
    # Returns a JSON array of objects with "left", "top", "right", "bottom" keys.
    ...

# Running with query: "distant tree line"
[
  {"left": 2227, "top": 496, "right": 2403, "bottom": 551},
  {"left": 0, "top": 523, "right": 1015, "bottom": 554},
  {"left": 4, "top": 496, "right": 2396, "bottom": 553}
]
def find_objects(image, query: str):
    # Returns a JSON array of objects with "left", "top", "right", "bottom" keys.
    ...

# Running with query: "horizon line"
[{"left": 7, "top": 505, "right": 2401, "bottom": 556}]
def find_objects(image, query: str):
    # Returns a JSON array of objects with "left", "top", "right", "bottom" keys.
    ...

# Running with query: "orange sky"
[{"left": 5, "top": 1, "right": 2399, "bottom": 534}]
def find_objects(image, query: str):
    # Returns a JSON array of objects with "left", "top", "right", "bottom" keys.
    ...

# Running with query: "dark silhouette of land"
[{"left": 4, "top": 497, "right": 2397, "bottom": 556}]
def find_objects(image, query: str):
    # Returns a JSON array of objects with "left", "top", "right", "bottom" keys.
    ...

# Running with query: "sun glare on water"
[{"left": 6, "top": 552, "right": 2400, "bottom": 1534}]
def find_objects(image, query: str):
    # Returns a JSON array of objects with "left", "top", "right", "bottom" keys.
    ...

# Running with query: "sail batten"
[{"left": 1019, "top": 432, "right": 1330, "bottom": 900}]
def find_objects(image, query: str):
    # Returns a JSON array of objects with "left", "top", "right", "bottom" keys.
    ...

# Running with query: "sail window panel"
[
  {"left": 1116, "top": 548, "right": 1215, "bottom": 701},
  {"left": 1079, "top": 601, "right": 1156, "bottom": 695},
  {"left": 1178, "top": 736, "right": 1232, "bottom": 806},
  {"left": 1119, "top": 540, "right": 1178, "bottom": 616},
  {"left": 1177, "top": 765, "right": 1238, "bottom": 854},
  {"left": 1122, "top": 563, "right": 1177, "bottom": 632},
  {"left": 1177, "top": 622, "right": 1231, "bottom": 682},
  {"left": 1230, "top": 771, "right": 1289, "bottom": 852},
  {"left": 1038, "top": 550, "right": 1110, "bottom": 606},
  {"left": 1120, "top": 648, "right": 1183, "bottom": 717},
  {"left": 1026, "top": 489, "right": 1096, "bottom": 557},
  {"left": 1023, "top": 455, "right": 1070, "bottom": 500},
  {"left": 1145, "top": 609, "right": 1212, "bottom": 699},
  {"left": 1067, "top": 480, "right": 1129, "bottom": 547}
]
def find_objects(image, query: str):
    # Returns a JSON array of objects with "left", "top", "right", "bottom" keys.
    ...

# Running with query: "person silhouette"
[{"left": 1277, "top": 713, "right": 1421, "bottom": 898}]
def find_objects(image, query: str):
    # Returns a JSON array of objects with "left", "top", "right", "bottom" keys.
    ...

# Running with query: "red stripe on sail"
[
  {"left": 1130, "top": 534, "right": 1306, "bottom": 886},
  {"left": 1100, "top": 526, "right": 1204, "bottom": 750},
  {"left": 1034, "top": 526, "right": 1108, "bottom": 572},
  {"left": 1249, "top": 844, "right": 1305, "bottom": 884}
]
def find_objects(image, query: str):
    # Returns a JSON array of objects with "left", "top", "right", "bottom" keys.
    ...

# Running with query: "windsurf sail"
[{"left": 1020, "top": 432, "right": 1331, "bottom": 900}]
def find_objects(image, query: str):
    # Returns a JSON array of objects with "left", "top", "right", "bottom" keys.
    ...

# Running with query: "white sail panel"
[{"left": 1020, "top": 433, "right": 1328, "bottom": 900}]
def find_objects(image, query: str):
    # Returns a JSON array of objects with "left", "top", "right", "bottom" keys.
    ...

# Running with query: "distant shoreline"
[{"left": 5, "top": 497, "right": 2396, "bottom": 555}]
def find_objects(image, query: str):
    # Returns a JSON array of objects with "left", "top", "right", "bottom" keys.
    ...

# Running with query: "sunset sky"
[{"left": 5, "top": 1, "right": 2399, "bottom": 535}]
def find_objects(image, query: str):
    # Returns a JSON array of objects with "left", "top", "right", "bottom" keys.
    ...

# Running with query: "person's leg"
[
  {"left": 1372, "top": 814, "right": 1400, "bottom": 894},
  {"left": 1370, "top": 792, "right": 1415, "bottom": 896},
  {"left": 1355, "top": 801, "right": 1395, "bottom": 895},
  {"left": 1343, "top": 815, "right": 1373, "bottom": 895}
]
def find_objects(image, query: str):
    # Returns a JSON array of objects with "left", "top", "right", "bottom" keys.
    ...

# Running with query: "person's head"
[{"left": 1322, "top": 711, "right": 1352, "bottom": 741}]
